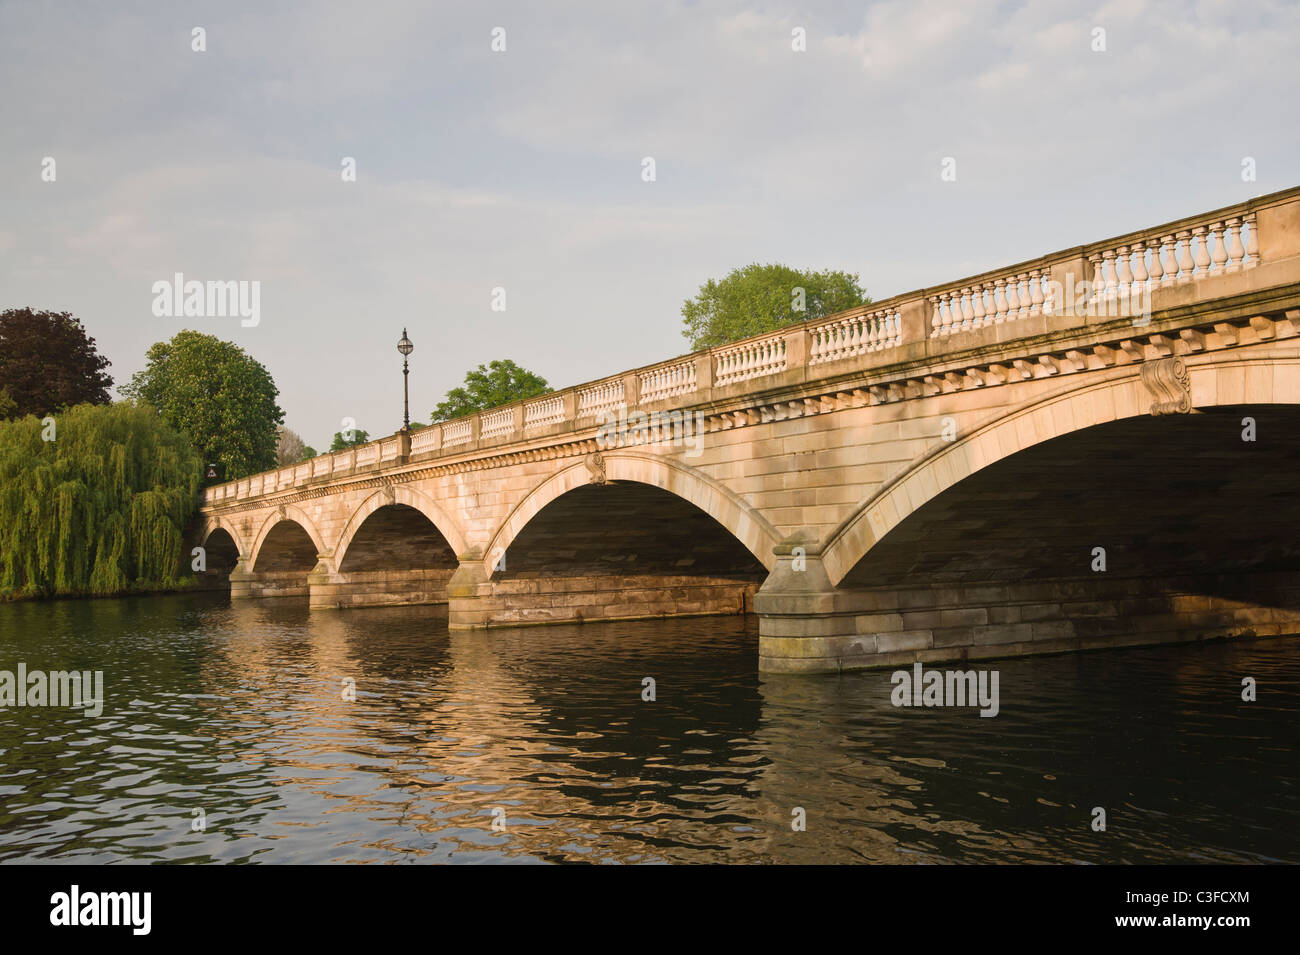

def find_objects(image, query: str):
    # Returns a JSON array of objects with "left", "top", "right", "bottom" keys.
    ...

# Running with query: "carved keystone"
[{"left": 1140, "top": 356, "right": 1193, "bottom": 415}]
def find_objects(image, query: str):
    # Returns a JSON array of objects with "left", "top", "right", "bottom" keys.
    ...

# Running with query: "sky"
[{"left": 2, "top": 0, "right": 1297, "bottom": 450}]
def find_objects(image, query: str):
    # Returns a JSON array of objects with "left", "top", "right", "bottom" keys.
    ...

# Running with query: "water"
[{"left": 0, "top": 593, "right": 1296, "bottom": 864}]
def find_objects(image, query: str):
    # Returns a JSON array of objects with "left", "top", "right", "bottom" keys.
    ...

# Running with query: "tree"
[
  {"left": 301, "top": 445, "right": 318, "bottom": 460},
  {"left": 276, "top": 427, "right": 307, "bottom": 466},
  {"left": 680, "top": 264, "right": 869, "bottom": 350},
  {"left": 431, "top": 360, "right": 550, "bottom": 422},
  {"left": 121, "top": 330, "right": 284, "bottom": 480},
  {"left": 0, "top": 401, "right": 202, "bottom": 597},
  {"left": 329, "top": 429, "right": 370, "bottom": 451},
  {"left": 0, "top": 308, "right": 114, "bottom": 418}
]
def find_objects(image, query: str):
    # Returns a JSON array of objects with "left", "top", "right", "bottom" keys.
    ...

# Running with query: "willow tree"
[{"left": 0, "top": 402, "right": 203, "bottom": 598}]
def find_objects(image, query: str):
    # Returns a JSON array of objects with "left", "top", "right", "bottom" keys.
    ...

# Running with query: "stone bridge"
[{"left": 198, "top": 187, "right": 1300, "bottom": 672}]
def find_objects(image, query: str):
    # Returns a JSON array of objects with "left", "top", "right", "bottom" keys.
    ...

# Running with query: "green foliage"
[
  {"left": 121, "top": 330, "right": 284, "bottom": 480},
  {"left": 431, "top": 360, "right": 550, "bottom": 422},
  {"left": 0, "top": 308, "right": 114, "bottom": 418},
  {"left": 329, "top": 429, "right": 370, "bottom": 451},
  {"left": 680, "top": 263, "right": 869, "bottom": 350},
  {"left": 300, "top": 446, "right": 318, "bottom": 460},
  {"left": 0, "top": 402, "right": 203, "bottom": 598}
]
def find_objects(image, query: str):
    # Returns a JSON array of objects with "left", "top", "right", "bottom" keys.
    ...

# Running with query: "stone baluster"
[
  {"left": 992, "top": 279, "right": 1008, "bottom": 323},
  {"left": 1158, "top": 235, "right": 1176, "bottom": 286},
  {"left": 1103, "top": 250, "right": 1120, "bottom": 301},
  {"left": 1225, "top": 217, "right": 1244, "bottom": 272},
  {"left": 1129, "top": 241, "right": 1148, "bottom": 310},
  {"left": 956, "top": 288, "right": 971, "bottom": 331},
  {"left": 1146, "top": 237, "right": 1164, "bottom": 287},
  {"left": 1116, "top": 246, "right": 1133, "bottom": 305},
  {"left": 930, "top": 296, "right": 943, "bottom": 337},
  {"left": 1176, "top": 230, "right": 1194, "bottom": 282},
  {"left": 1028, "top": 269, "right": 1044, "bottom": 315},
  {"left": 969, "top": 284, "right": 985, "bottom": 327},
  {"left": 1210, "top": 221, "right": 1229, "bottom": 274},
  {"left": 1191, "top": 225, "right": 1210, "bottom": 278},
  {"left": 1005, "top": 275, "right": 1021, "bottom": 321},
  {"left": 1244, "top": 212, "right": 1258, "bottom": 267}
]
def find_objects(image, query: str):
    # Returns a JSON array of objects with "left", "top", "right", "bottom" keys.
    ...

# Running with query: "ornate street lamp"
[{"left": 397, "top": 327, "right": 414, "bottom": 431}]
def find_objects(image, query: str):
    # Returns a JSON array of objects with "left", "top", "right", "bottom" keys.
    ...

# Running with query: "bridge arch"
[
  {"left": 249, "top": 505, "right": 327, "bottom": 572},
  {"left": 197, "top": 518, "right": 243, "bottom": 581},
  {"left": 333, "top": 485, "right": 468, "bottom": 568},
  {"left": 821, "top": 354, "right": 1300, "bottom": 586},
  {"left": 199, "top": 517, "right": 247, "bottom": 557},
  {"left": 482, "top": 451, "right": 781, "bottom": 576}
]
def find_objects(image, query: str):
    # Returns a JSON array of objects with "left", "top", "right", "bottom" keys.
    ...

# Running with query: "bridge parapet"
[{"left": 202, "top": 186, "right": 1300, "bottom": 507}]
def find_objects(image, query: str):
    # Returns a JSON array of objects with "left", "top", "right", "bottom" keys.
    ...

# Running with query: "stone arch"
[
  {"left": 333, "top": 485, "right": 468, "bottom": 568},
  {"left": 481, "top": 450, "right": 781, "bottom": 575},
  {"left": 200, "top": 517, "right": 247, "bottom": 557},
  {"left": 820, "top": 354, "right": 1300, "bottom": 586},
  {"left": 249, "top": 504, "right": 327, "bottom": 570}
]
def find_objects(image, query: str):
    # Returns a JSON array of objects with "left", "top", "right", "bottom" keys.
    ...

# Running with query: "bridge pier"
[
  {"left": 446, "top": 551, "right": 757, "bottom": 629},
  {"left": 758, "top": 565, "right": 1300, "bottom": 673},
  {"left": 228, "top": 556, "right": 258, "bottom": 599},
  {"left": 308, "top": 567, "right": 453, "bottom": 610},
  {"left": 446, "top": 557, "right": 492, "bottom": 629},
  {"left": 228, "top": 553, "right": 311, "bottom": 599}
]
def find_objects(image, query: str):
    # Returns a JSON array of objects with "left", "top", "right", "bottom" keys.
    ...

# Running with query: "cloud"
[{"left": 0, "top": 0, "right": 1295, "bottom": 446}]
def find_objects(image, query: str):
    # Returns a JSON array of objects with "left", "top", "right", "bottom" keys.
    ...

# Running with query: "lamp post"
[{"left": 397, "top": 327, "right": 413, "bottom": 431}]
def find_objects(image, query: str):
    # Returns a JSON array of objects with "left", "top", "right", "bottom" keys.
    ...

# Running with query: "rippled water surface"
[{"left": 0, "top": 593, "right": 1296, "bottom": 863}]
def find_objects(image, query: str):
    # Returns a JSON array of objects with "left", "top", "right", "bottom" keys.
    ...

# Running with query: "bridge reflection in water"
[{"left": 0, "top": 593, "right": 1294, "bottom": 864}]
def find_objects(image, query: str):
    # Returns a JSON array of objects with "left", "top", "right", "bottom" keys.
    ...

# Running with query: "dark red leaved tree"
[{"left": 0, "top": 308, "right": 114, "bottom": 418}]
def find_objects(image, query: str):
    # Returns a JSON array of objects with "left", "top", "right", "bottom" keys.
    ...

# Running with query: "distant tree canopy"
[
  {"left": 301, "top": 445, "right": 318, "bottom": 460},
  {"left": 276, "top": 427, "right": 310, "bottom": 466},
  {"left": 0, "top": 402, "right": 203, "bottom": 598},
  {"left": 122, "top": 331, "right": 284, "bottom": 480},
  {"left": 0, "top": 308, "right": 114, "bottom": 419},
  {"left": 680, "top": 264, "right": 869, "bottom": 350},
  {"left": 431, "top": 360, "right": 550, "bottom": 422},
  {"left": 329, "top": 429, "right": 370, "bottom": 452}
]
